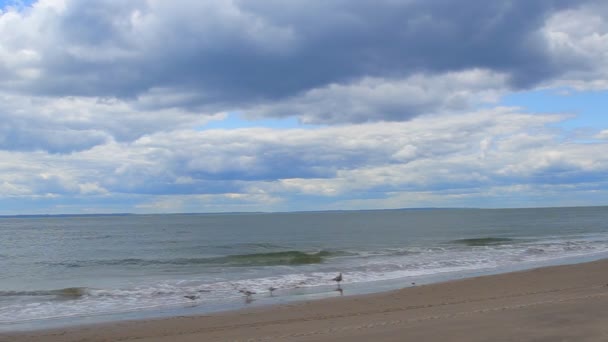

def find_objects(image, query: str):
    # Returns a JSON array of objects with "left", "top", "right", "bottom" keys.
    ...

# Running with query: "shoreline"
[
  {"left": 4, "top": 258, "right": 608, "bottom": 341},
  {"left": 4, "top": 251, "right": 608, "bottom": 334}
]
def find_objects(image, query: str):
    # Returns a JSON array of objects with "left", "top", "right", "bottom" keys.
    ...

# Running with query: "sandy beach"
[{"left": 4, "top": 259, "right": 608, "bottom": 342}]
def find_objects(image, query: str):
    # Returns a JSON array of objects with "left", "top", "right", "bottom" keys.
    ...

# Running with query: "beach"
[
  {"left": 4, "top": 208, "right": 608, "bottom": 327},
  {"left": 4, "top": 258, "right": 608, "bottom": 342},
  {"left": 2, "top": 0, "right": 608, "bottom": 338}
]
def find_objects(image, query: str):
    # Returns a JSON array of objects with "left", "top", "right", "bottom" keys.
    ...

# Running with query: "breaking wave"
[{"left": 47, "top": 250, "right": 345, "bottom": 268}]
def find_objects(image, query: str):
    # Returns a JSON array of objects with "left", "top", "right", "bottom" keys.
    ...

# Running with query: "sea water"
[{"left": 2, "top": 206, "right": 608, "bottom": 331}]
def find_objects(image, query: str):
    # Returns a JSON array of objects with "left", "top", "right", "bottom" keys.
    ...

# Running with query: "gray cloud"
[
  {"left": 0, "top": 0, "right": 600, "bottom": 119},
  {"left": 246, "top": 69, "right": 507, "bottom": 123}
]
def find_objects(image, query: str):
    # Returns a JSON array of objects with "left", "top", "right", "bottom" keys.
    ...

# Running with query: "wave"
[
  {"left": 0, "top": 287, "right": 88, "bottom": 299},
  {"left": 217, "top": 242, "right": 286, "bottom": 250},
  {"left": 47, "top": 250, "right": 344, "bottom": 268},
  {"left": 451, "top": 237, "right": 516, "bottom": 246},
  {"left": 218, "top": 250, "right": 334, "bottom": 266}
]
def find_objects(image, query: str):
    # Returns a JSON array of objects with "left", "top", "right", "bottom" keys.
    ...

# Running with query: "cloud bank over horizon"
[{"left": 0, "top": 0, "right": 607, "bottom": 214}]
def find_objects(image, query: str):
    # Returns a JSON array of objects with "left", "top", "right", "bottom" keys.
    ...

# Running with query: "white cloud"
[
  {"left": 597, "top": 130, "right": 608, "bottom": 139},
  {"left": 0, "top": 92, "right": 225, "bottom": 152},
  {"left": 542, "top": 3, "right": 608, "bottom": 90},
  {"left": 0, "top": 108, "right": 608, "bottom": 200},
  {"left": 2, "top": 107, "right": 606, "bottom": 212}
]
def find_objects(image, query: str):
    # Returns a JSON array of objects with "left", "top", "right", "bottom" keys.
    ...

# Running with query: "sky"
[{"left": 0, "top": 0, "right": 607, "bottom": 214}]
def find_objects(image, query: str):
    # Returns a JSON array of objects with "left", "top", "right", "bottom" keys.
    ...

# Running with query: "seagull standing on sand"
[{"left": 332, "top": 273, "right": 343, "bottom": 287}]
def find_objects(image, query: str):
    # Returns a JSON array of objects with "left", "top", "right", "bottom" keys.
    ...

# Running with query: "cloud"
[
  {"left": 245, "top": 69, "right": 508, "bottom": 123},
  {"left": 1, "top": 0, "right": 603, "bottom": 122},
  {"left": 542, "top": 1, "right": 608, "bottom": 90},
  {"left": 2, "top": 108, "right": 607, "bottom": 213},
  {"left": 597, "top": 130, "right": 608, "bottom": 139},
  {"left": 0, "top": 92, "right": 224, "bottom": 153},
  {"left": 0, "top": 0, "right": 607, "bottom": 213}
]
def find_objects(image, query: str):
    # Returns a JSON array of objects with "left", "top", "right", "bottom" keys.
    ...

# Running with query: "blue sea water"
[{"left": 2, "top": 206, "right": 608, "bottom": 331}]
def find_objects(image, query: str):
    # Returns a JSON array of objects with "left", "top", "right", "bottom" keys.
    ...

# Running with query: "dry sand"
[{"left": 4, "top": 259, "right": 608, "bottom": 342}]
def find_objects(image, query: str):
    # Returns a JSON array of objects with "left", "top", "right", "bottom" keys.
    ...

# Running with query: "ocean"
[{"left": 2, "top": 206, "right": 608, "bottom": 331}]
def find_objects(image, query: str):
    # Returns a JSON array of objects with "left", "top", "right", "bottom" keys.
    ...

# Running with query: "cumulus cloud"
[
  {"left": 2, "top": 108, "right": 607, "bottom": 212},
  {"left": 542, "top": 1, "right": 608, "bottom": 90},
  {"left": 246, "top": 69, "right": 508, "bottom": 124},
  {"left": 0, "top": 92, "right": 224, "bottom": 152},
  {"left": 0, "top": 0, "right": 607, "bottom": 213},
  {"left": 1, "top": 0, "right": 604, "bottom": 120},
  {"left": 0, "top": 0, "right": 605, "bottom": 154}
]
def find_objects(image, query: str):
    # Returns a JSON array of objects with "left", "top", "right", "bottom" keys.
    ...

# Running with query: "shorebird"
[
  {"left": 239, "top": 289, "right": 256, "bottom": 297},
  {"left": 184, "top": 295, "right": 200, "bottom": 301},
  {"left": 332, "top": 273, "right": 343, "bottom": 287},
  {"left": 239, "top": 289, "right": 256, "bottom": 304},
  {"left": 268, "top": 287, "right": 277, "bottom": 296}
]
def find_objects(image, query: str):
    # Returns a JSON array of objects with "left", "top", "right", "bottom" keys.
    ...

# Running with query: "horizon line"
[{"left": 1, "top": 204, "right": 606, "bottom": 218}]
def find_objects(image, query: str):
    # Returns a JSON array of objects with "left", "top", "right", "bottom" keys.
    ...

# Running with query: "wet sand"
[{"left": 4, "top": 259, "right": 608, "bottom": 341}]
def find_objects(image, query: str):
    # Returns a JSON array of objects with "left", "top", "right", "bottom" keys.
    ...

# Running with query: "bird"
[
  {"left": 239, "top": 289, "right": 256, "bottom": 304},
  {"left": 239, "top": 289, "right": 256, "bottom": 297},
  {"left": 184, "top": 295, "right": 199, "bottom": 301},
  {"left": 332, "top": 273, "right": 343, "bottom": 287},
  {"left": 268, "top": 287, "right": 277, "bottom": 296}
]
